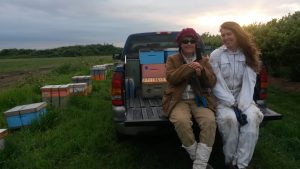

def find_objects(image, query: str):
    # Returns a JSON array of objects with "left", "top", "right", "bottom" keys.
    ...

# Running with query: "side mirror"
[{"left": 112, "top": 53, "right": 121, "bottom": 60}]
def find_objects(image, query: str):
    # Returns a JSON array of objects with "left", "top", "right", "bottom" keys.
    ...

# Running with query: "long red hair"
[{"left": 220, "top": 21, "right": 261, "bottom": 72}]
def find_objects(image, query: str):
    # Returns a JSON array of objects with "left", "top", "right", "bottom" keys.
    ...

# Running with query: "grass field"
[
  {"left": 250, "top": 85, "right": 300, "bottom": 169},
  {"left": 0, "top": 56, "right": 111, "bottom": 73},
  {"left": 0, "top": 56, "right": 299, "bottom": 169}
]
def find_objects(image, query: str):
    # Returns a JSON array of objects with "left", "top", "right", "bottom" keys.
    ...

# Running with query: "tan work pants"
[{"left": 169, "top": 99, "right": 216, "bottom": 147}]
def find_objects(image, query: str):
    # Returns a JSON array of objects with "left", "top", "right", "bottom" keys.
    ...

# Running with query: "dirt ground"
[
  {"left": 0, "top": 67, "right": 52, "bottom": 89},
  {"left": 269, "top": 76, "right": 300, "bottom": 92},
  {"left": 0, "top": 69, "right": 299, "bottom": 92}
]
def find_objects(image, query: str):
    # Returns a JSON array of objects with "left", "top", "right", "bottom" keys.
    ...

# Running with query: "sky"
[{"left": 0, "top": 0, "right": 299, "bottom": 50}]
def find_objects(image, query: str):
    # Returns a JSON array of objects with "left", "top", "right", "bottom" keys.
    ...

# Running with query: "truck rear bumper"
[{"left": 115, "top": 122, "right": 171, "bottom": 136}]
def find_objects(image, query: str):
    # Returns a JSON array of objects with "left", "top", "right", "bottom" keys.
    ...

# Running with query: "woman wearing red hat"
[{"left": 162, "top": 28, "right": 217, "bottom": 169}]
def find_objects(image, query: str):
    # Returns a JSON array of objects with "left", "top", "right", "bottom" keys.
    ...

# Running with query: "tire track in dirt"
[{"left": 0, "top": 67, "right": 53, "bottom": 89}]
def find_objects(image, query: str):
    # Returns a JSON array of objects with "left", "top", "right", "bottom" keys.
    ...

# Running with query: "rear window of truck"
[{"left": 124, "top": 33, "right": 178, "bottom": 55}]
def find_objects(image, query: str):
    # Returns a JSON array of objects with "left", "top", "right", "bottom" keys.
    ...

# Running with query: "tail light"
[
  {"left": 111, "top": 72, "right": 124, "bottom": 106},
  {"left": 259, "top": 64, "right": 268, "bottom": 100}
]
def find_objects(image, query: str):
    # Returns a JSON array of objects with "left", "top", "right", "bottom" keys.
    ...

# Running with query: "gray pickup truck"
[{"left": 111, "top": 31, "right": 282, "bottom": 137}]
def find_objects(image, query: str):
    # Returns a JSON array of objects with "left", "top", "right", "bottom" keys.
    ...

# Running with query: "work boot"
[
  {"left": 193, "top": 143, "right": 212, "bottom": 169},
  {"left": 227, "top": 163, "right": 246, "bottom": 169}
]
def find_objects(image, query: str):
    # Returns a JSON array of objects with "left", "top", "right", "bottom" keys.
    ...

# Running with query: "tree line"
[
  {"left": 1, "top": 11, "right": 299, "bottom": 81},
  {"left": 0, "top": 44, "right": 123, "bottom": 59},
  {"left": 201, "top": 11, "right": 300, "bottom": 82}
]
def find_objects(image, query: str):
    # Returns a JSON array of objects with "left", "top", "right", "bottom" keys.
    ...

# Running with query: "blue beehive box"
[
  {"left": 3, "top": 105, "right": 23, "bottom": 129},
  {"left": 139, "top": 50, "right": 164, "bottom": 64},
  {"left": 164, "top": 48, "right": 178, "bottom": 62},
  {"left": 3, "top": 102, "right": 47, "bottom": 129}
]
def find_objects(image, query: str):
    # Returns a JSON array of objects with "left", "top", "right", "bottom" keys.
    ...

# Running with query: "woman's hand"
[
  {"left": 195, "top": 68, "right": 202, "bottom": 76},
  {"left": 189, "top": 62, "right": 203, "bottom": 76}
]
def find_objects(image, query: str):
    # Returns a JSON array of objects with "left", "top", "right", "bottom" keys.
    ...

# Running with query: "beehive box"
[
  {"left": 139, "top": 49, "right": 164, "bottom": 64},
  {"left": 0, "top": 129, "right": 8, "bottom": 139},
  {"left": 72, "top": 75, "right": 92, "bottom": 85},
  {"left": 90, "top": 66, "right": 107, "bottom": 80},
  {"left": 102, "top": 63, "right": 114, "bottom": 70},
  {"left": 0, "top": 129, "right": 8, "bottom": 150},
  {"left": 142, "top": 78, "right": 167, "bottom": 98},
  {"left": 41, "top": 85, "right": 58, "bottom": 106},
  {"left": 3, "top": 102, "right": 47, "bottom": 129},
  {"left": 69, "top": 83, "right": 88, "bottom": 96},
  {"left": 141, "top": 64, "right": 166, "bottom": 78},
  {"left": 71, "top": 76, "right": 92, "bottom": 94},
  {"left": 59, "top": 85, "right": 70, "bottom": 107},
  {"left": 41, "top": 85, "right": 70, "bottom": 107}
]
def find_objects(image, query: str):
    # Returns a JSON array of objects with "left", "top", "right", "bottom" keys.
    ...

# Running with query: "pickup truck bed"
[
  {"left": 125, "top": 95, "right": 282, "bottom": 127},
  {"left": 125, "top": 96, "right": 167, "bottom": 126}
]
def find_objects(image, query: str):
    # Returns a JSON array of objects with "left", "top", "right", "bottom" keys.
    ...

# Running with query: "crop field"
[
  {"left": 0, "top": 56, "right": 111, "bottom": 89},
  {"left": 0, "top": 56, "right": 299, "bottom": 169},
  {"left": 0, "top": 57, "right": 107, "bottom": 73}
]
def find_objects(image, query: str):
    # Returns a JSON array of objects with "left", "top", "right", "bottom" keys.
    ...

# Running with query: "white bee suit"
[{"left": 209, "top": 46, "right": 263, "bottom": 169}]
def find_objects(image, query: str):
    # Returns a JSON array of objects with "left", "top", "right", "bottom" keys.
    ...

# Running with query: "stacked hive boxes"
[
  {"left": 41, "top": 85, "right": 70, "bottom": 107},
  {"left": 139, "top": 49, "right": 167, "bottom": 98},
  {"left": 91, "top": 65, "right": 107, "bottom": 80},
  {"left": 71, "top": 75, "right": 92, "bottom": 94},
  {"left": 3, "top": 102, "right": 47, "bottom": 129}
]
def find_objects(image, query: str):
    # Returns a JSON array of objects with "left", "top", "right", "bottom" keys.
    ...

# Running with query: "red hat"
[{"left": 176, "top": 28, "right": 199, "bottom": 44}]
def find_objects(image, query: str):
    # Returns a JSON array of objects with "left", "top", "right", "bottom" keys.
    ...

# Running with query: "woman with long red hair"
[{"left": 210, "top": 21, "right": 263, "bottom": 169}]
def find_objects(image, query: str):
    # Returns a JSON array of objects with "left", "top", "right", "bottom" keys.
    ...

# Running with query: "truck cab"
[{"left": 111, "top": 31, "right": 282, "bottom": 136}]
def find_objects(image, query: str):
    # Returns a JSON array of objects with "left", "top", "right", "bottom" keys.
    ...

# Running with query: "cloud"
[{"left": 0, "top": 0, "right": 299, "bottom": 49}]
